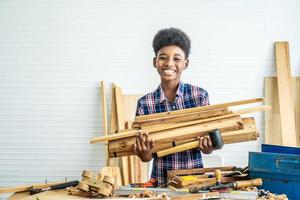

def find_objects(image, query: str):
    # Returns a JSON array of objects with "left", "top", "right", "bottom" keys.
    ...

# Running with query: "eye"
[
  {"left": 159, "top": 56, "right": 167, "bottom": 61},
  {"left": 174, "top": 57, "right": 182, "bottom": 62}
]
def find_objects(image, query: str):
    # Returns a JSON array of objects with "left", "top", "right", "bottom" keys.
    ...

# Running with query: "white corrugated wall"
[{"left": 1, "top": 0, "right": 300, "bottom": 189}]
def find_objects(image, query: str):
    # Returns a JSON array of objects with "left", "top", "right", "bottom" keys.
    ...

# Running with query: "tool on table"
[
  {"left": 29, "top": 180, "right": 79, "bottom": 195},
  {"left": 156, "top": 129, "right": 223, "bottom": 157},
  {"left": 130, "top": 178, "right": 157, "bottom": 188},
  {"left": 189, "top": 178, "right": 262, "bottom": 193}
]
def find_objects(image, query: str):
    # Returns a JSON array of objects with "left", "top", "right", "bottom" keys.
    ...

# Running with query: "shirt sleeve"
[
  {"left": 201, "top": 91, "right": 210, "bottom": 106},
  {"left": 135, "top": 99, "right": 144, "bottom": 116}
]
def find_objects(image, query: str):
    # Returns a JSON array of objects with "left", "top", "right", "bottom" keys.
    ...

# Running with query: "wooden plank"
[
  {"left": 132, "top": 108, "right": 231, "bottom": 128},
  {"left": 264, "top": 77, "right": 282, "bottom": 145},
  {"left": 275, "top": 42, "right": 297, "bottom": 146},
  {"left": 108, "top": 83, "right": 121, "bottom": 167},
  {"left": 264, "top": 77, "right": 300, "bottom": 146},
  {"left": 134, "top": 98, "right": 264, "bottom": 122},
  {"left": 114, "top": 85, "right": 129, "bottom": 185},
  {"left": 100, "top": 81, "right": 109, "bottom": 166},
  {"left": 91, "top": 105, "right": 270, "bottom": 144}
]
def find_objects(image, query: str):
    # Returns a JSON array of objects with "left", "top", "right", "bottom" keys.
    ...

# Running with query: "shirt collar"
[{"left": 156, "top": 81, "right": 185, "bottom": 103}]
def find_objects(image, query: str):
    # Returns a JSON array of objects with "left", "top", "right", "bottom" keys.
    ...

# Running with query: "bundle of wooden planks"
[{"left": 91, "top": 98, "right": 270, "bottom": 158}]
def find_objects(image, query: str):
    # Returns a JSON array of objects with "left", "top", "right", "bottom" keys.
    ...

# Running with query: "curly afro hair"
[{"left": 152, "top": 27, "right": 191, "bottom": 58}]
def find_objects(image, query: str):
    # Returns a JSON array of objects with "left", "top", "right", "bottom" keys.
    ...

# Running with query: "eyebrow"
[{"left": 158, "top": 53, "right": 184, "bottom": 57}]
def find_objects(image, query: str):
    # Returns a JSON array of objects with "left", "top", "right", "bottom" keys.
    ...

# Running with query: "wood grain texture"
[
  {"left": 275, "top": 42, "right": 297, "bottom": 146},
  {"left": 264, "top": 77, "right": 300, "bottom": 146},
  {"left": 134, "top": 98, "right": 264, "bottom": 122},
  {"left": 122, "top": 94, "right": 148, "bottom": 184},
  {"left": 114, "top": 85, "right": 129, "bottom": 185}
]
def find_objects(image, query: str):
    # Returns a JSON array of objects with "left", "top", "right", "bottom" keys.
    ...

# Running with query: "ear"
[
  {"left": 184, "top": 59, "right": 189, "bottom": 69},
  {"left": 153, "top": 57, "right": 157, "bottom": 68}
]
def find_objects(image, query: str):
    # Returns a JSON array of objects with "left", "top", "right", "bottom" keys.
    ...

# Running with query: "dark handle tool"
[
  {"left": 29, "top": 180, "right": 79, "bottom": 195},
  {"left": 189, "top": 178, "right": 263, "bottom": 193},
  {"left": 209, "top": 129, "right": 223, "bottom": 149},
  {"left": 156, "top": 129, "right": 224, "bottom": 157}
]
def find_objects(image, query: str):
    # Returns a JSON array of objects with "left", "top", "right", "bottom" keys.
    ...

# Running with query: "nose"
[{"left": 165, "top": 58, "right": 175, "bottom": 67}]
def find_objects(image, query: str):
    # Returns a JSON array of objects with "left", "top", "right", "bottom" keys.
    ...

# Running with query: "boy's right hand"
[{"left": 132, "top": 131, "right": 154, "bottom": 162}]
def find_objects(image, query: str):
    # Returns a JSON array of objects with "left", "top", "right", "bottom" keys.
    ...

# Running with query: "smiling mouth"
[{"left": 163, "top": 69, "right": 176, "bottom": 76}]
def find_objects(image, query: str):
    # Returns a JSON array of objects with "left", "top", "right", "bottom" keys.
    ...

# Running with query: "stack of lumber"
[
  {"left": 91, "top": 98, "right": 270, "bottom": 157},
  {"left": 101, "top": 82, "right": 148, "bottom": 185}
]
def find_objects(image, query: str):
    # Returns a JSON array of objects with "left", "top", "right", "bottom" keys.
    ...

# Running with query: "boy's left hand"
[{"left": 198, "top": 136, "right": 213, "bottom": 154}]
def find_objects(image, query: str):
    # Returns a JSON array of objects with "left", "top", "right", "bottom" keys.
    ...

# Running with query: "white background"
[{"left": 1, "top": 0, "right": 300, "bottom": 188}]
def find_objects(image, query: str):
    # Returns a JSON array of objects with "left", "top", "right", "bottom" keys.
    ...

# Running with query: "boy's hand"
[
  {"left": 132, "top": 131, "right": 154, "bottom": 162},
  {"left": 198, "top": 136, "right": 213, "bottom": 154}
]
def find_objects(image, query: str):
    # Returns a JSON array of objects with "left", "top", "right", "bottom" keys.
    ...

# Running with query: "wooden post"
[{"left": 275, "top": 42, "right": 297, "bottom": 146}]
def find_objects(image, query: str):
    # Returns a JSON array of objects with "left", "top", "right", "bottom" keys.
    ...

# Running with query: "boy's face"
[{"left": 153, "top": 45, "right": 189, "bottom": 83}]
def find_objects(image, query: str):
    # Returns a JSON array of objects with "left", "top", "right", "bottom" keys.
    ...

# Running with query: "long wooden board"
[
  {"left": 114, "top": 85, "right": 130, "bottom": 185},
  {"left": 100, "top": 81, "right": 109, "bottom": 165},
  {"left": 275, "top": 42, "right": 297, "bottom": 146}
]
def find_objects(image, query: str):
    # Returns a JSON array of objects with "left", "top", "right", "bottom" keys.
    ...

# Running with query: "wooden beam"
[
  {"left": 134, "top": 98, "right": 264, "bottom": 122},
  {"left": 100, "top": 81, "right": 109, "bottom": 166},
  {"left": 114, "top": 84, "right": 129, "bottom": 185},
  {"left": 275, "top": 42, "right": 297, "bottom": 146},
  {"left": 132, "top": 108, "right": 231, "bottom": 128}
]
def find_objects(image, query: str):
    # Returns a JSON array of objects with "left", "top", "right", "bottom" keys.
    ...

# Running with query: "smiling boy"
[{"left": 133, "top": 28, "right": 213, "bottom": 186}]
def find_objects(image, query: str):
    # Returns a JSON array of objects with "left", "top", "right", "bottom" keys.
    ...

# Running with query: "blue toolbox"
[{"left": 249, "top": 144, "right": 300, "bottom": 200}]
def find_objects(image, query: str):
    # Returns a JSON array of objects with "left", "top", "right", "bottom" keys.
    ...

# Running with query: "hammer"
[
  {"left": 156, "top": 129, "right": 223, "bottom": 157},
  {"left": 29, "top": 180, "right": 79, "bottom": 195}
]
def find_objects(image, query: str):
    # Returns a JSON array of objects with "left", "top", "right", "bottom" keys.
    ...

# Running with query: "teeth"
[{"left": 163, "top": 70, "right": 175, "bottom": 75}]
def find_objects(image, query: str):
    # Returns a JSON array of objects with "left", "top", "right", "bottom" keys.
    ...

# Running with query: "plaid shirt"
[{"left": 135, "top": 81, "right": 209, "bottom": 186}]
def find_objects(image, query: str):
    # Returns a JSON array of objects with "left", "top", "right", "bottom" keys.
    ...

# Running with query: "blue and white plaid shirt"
[{"left": 135, "top": 81, "right": 209, "bottom": 186}]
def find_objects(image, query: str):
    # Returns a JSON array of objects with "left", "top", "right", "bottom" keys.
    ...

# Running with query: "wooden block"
[
  {"left": 99, "top": 166, "right": 122, "bottom": 188},
  {"left": 275, "top": 42, "right": 297, "bottom": 146}
]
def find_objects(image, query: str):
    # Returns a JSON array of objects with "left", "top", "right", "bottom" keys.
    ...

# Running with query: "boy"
[{"left": 133, "top": 28, "right": 213, "bottom": 186}]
